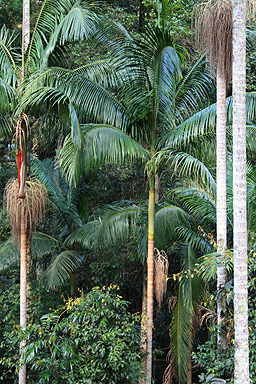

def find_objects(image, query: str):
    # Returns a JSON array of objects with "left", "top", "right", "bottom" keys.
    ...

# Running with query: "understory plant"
[{"left": 1, "top": 286, "right": 142, "bottom": 384}]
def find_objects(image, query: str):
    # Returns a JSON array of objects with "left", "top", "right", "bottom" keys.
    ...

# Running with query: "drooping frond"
[
  {"left": 44, "top": 250, "right": 83, "bottom": 289},
  {"left": 170, "top": 285, "right": 194, "bottom": 384},
  {"left": 31, "top": 156, "right": 81, "bottom": 228},
  {"left": 153, "top": 148, "right": 216, "bottom": 192},
  {"left": 0, "top": 26, "right": 19, "bottom": 86},
  {"left": 59, "top": 124, "right": 149, "bottom": 184},
  {"left": 174, "top": 54, "right": 214, "bottom": 124},
  {"left": 194, "top": 0, "right": 233, "bottom": 82},
  {"left": 26, "top": 0, "right": 98, "bottom": 71},
  {"left": 31, "top": 232, "right": 60, "bottom": 257},
  {"left": 154, "top": 204, "right": 191, "bottom": 249},
  {"left": 19, "top": 64, "right": 127, "bottom": 129},
  {"left": 0, "top": 237, "right": 19, "bottom": 271},
  {"left": 0, "top": 112, "right": 12, "bottom": 138},
  {"left": 67, "top": 202, "right": 142, "bottom": 249},
  {"left": 170, "top": 244, "right": 201, "bottom": 384}
]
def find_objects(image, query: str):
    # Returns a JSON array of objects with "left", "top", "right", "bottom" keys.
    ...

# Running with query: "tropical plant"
[
  {"left": 1, "top": 286, "right": 142, "bottom": 384},
  {"left": 232, "top": 1, "right": 249, "bottom": 383},
  {"left": 0, "top": 2, "right": 100, "bottom": 383}
]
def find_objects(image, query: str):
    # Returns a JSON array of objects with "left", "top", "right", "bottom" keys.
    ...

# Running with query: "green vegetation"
[{"left": 0, "top": 0, "right": 255, "bottom": 383}]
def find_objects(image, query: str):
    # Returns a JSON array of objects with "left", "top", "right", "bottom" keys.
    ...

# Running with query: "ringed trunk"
[
  {"left": 233, "top": 0, "right": 249, "bottom": 383},
  {"left": 216, "top": 62, "right": 227, "bottom": 347},
  {"left": 145, "top": 178, "right": 155, "bottom": 383},
  {"left": 19, "top": 205, "right": 27, "bottom": 384}
]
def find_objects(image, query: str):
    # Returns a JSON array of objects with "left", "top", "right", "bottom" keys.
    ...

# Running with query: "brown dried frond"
[
  {"left": 194, "top": 0, "right": 233, "bottom": 83},
  {"left": 4, "top": 178, "right": 48, "bottom": 246},
  {"left": 168, "top": 296, "right": 177, "bottom": 313},
  {"left": 196, "top": 304, "right": 216, "bottom": 327},
  {"left": 154, "top": 249, "right": 169, "bottom": 308},
  {"left": 162, "top": 350, "right": 174, "bottom": 384}
]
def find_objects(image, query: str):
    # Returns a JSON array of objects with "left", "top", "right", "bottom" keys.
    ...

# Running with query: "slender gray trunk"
[
  {"left": 233, "top": 0, "right": 249, "bottom": 383},
  {"left": 216, "top": 63, "right": 227, "bottom": 347}
]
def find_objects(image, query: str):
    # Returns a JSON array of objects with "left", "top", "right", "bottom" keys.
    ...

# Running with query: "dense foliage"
[{"left": 0, "top": 0, "right": 256, "bottom": 383}]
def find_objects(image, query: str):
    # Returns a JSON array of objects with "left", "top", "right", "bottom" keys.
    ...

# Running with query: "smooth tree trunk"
[
  {"left": 22, "top": 0, "right": 30, "bottom": 78},
  {"left": 216, "top": 63, "right": 227, "bottom": 347},
  {"left": 19, "top": 2, "right": 30, "bottom": 384},
  {"left": 19, "top": 206, "right": 27, "bottom": 384},
  {"left": 233, "top": 0, "right": 249, "bottom": 383},
  {"left": 145, "top": 177, "right": 155, "bottom": 384},
  {"left": 140, "top": 263, "right": 147, "bottom": 384}
]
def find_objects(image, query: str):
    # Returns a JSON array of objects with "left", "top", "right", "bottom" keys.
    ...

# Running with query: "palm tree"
[
  {"left": 233, "top": 0, "right": 249, "bottom": 382},
  {"left": 194, "top": 0, "right": 233, "bottom": 346},
  {"left": 0, "top": 2, "right": 99, "bottom": 383}
]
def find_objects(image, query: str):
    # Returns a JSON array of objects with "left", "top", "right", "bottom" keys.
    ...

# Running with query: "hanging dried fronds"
[
  {"left": 193, "top": 0, "right": 233, "bottom": 83},
  {"left": 196, "top": 304, "right": 216, "bottom": 327},
  {"left": 168, "top": 296, "right": 177, "bottom": 313},
  {"left": 154, "top": 249, "right": 169, "bottom": 308},
  {"left": 5, "top": 178, "right": 48, "bottom": 247}
]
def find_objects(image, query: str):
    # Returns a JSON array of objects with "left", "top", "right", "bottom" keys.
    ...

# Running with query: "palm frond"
[
  {"left": 0, "top": 112, "right": 12, "bottom": 138},
  {"left": 171, "top": 244, "right": 202, "bottom": 384},
  {"left": 170, "top": 284, "right": 194, "bottom": 384},
  {"left": 27, "top": 0, "right": 98, "bottom": 71},
  {"left": 19, "top": 65, "right": 127, "bottom": 128},
  {"left": 154, "top": 204, "right": 191, "bottom": 249},
  {"left": 32, "top": 232, "right": 60, "bottom": 257},
  {"left": 44, "top": 250, "right": 83, "bottom": 289},
  {"left": 175, "top": 54, "right": 214, "bottom": 124},
  {"left": 0, "top": 237, "right": 19, "bottom": 271},
  {"left": 0, "top": 26, "right": 19, "bottom": 86},
  {"left": 59, "top": 124, "right": 149, "bottom": 184},
  {"left": 31, "top": 156, "right": 81, "bottom": 228},
  {"left": 67, "top": 202, "right": 142, "bottom": 249}
]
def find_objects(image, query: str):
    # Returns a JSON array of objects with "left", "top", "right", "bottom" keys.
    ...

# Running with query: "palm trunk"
[
  {"left": 140, "top": 263, "right": 147, "bottom": 384},
  {"left": 216, "top": 63, "right": 227, "bottom": 347},
  {"left": 19, "top": 205, "right": 27, "bottom": 384},
  {"left": 19, "top": 2, "right": 30, "bottom": 383},
  {"left": 145, "top": 177, "right": 155, "bottom": 384},
  {"left": 233, "top": 1, "right": 249, "bottom": 383},
  {"left": 22, "top": 0, "right": 30, "bottom": 78}
]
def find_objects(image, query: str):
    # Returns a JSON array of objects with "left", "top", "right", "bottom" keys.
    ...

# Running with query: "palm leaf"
[
  {"left": 67, "top": 202, "right": 142, "bottom": 249},
  {"left": 44, "top": 250, "right": 83, "bottom": 289},
  {"left": 26, "top": 0, "right": 98, "bottom": 72},
  {"left": 31, "top": 232, "right": 60, "bottom": 257},
  {"left": 0, "top": 237, "right": 19, "bottom": 271},
  {"left": 19, "top": 65, "right": 127, "bottom": 129},
  {"left": 59, "top": 124, "right": 149, "bottom": 184},
  {"left": 31, "top": 156, "right": 81, "bottom": 228},
  {"left": 0, "top": 26, "right": 19, "bottom": 86},
  {"left": 154, "top": 204, "right": 191, "bottom": 249}
]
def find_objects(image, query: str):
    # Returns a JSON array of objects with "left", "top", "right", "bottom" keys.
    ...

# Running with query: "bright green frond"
[
  {"left": 67, "top": 202, "right": 142, "bottom": 249},
  {"left": 0, "top": 26, "right": 18, "bottom": 86},
  {"left": 31, "top": 156, "right": 81, "bottom": 227},
  {"left": 154, "top": 204, "right": 191, "bottom": 249},
  {"left": 44, "top": 250, "right": 83, "bottom": 289},
  {"left": 59, "top": 124, "right": 149, "bottom": 184},
  {"left": 170, "top": 284, "right": 194, "bottom": 384},
  {"left": 27, "top": 0, "right": 98, "bottom": 70}
]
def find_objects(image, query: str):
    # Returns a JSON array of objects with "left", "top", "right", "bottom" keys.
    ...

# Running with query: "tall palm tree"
[
  {"left": 233, "top": 0, "right": 249, "bottom": 382},
  {"left": 194, "top": 0, "right": 233, "bottom": 346},
  {"left": 0, "top": 2, "right": 99, "bottom": 383}
]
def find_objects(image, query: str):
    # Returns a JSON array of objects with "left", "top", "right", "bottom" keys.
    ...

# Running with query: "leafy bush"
[{"left": 2, "top": 286, "right": 142, "bottom": 384}]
